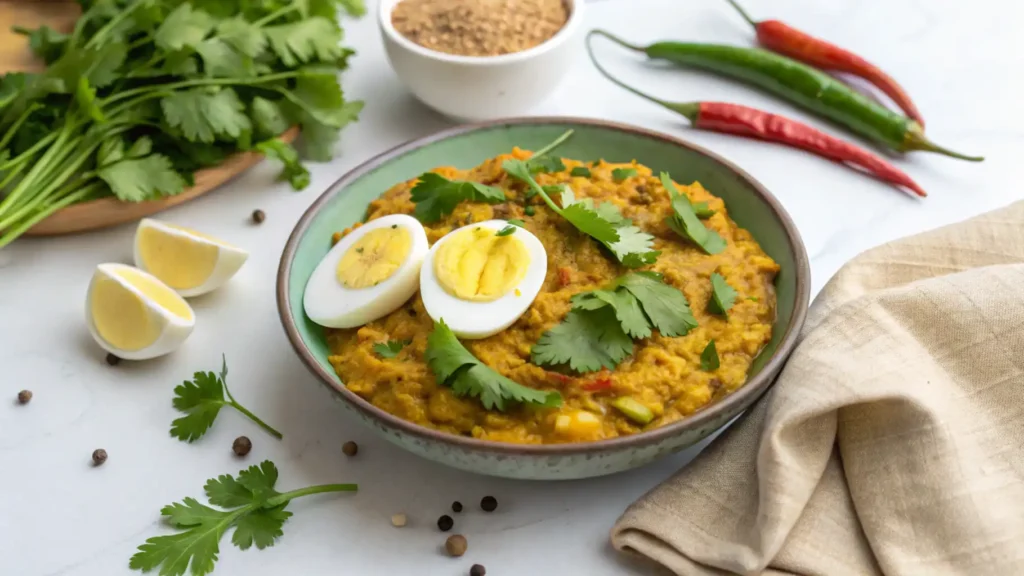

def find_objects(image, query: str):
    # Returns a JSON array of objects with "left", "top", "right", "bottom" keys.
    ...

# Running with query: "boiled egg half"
[
  {"left": 134, "top": 218, "right": 249, "bottom": 297},
  {"left": 86, "top": 263, "right": 195, "bottom": 360},
  {"left": 304, "top": 214, "right": 429, "bottom": 328},
  {"left": 420, "top": 220, "right": 547, "bottom": 339}
]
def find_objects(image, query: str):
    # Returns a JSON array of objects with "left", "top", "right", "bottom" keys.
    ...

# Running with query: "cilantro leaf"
[
  {"left": 532, "top": 308, "right": 634, "bottom": 373},
  {"left": 195, "top": 38, "right": 253, "bottom": 78},
  {"left": 701, "top": 340, "right": 720, "bottom": 371},
  {"left": 662, "top": 172, "right": 727, "bottom": 255},
  {"left": 570, "top": 166, "right": 591, "bottom": 177},
  {"left": 169, "top": 355, "right": 283, "bottom": 443},
  {"left": 410, "top": 172, "right": 505, "bottom": 223},
  {"left": 162, "top": 88, "right": 252, "bottom": 143},
  {"left": 373, "top": 339, "right": 409, "bottom": 359},
  {"left": 496, "top": 225, "right": 516, "bottom": 236},
  {"left": 426, "top": 320, "right": 562, "bottom": 411},
  {"left": 528, "top": 156, "right": 566, "bottom": 174},
  {"left": 572, "top": 288, "right": 650, "bottom": 339},
  {"left": 12, "top": 25, "right": 68, "bottom": 64},
  {"left": 507, "top": 218, "right": 525, "bottom": 227},
  {"left": 709, "top": 273, "right": 738, "bottom": 316},
  {"left": 98, "top": 154, "right": 188, "bottom": 202},
  {"left": 612, "top": 167, "right": 637, "bottom": 182},
  {"left": 616, "top": 271, "right": 698, "bottom": 337},
  {"left": 693, "top": 201, "right": 715, "bottom": 218},
  {"left": 265, "top": 18, "right": 342, "bottom": 67},
  {"left": 256, "top": 138, "right": 310, "bottom": 190},
  {"left": 337, "top": 0, "right": 368, "bottom": 17},
  {"left": 131, "top": 460, "right": 357, "bottom": 576},
  {"left": 216, "top": 17, "right": 267, "bottom": 58},
  {"left": 155, "top": 4, "right": 216, "bottom": 52},
  {"left": 251, "top": 97, "right": 289, "bottom": 138}
]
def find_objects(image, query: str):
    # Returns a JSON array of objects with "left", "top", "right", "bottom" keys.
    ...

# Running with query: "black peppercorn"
[
  {"left": 451, "top": 501, "right": 463, "bottom": 513},
  {"left": 92, "top": 449, "right": 108, "bottom": 466},
  {"left": 470, "top": 564, "right": 487, "bottom": 576},
  {"left": 252, "top": 209, "right": 266, "bottom": 224},
  {"left": 480, "top": 496, "right": 497, "bottom": 512},
  {"left": 233, "top": 436, "right": 252, "bottom": 456},
  {"left": 17, "top": 390, "right": 32, "bottom": 404},
  {"left": 437, "top": 514, "right": 454, "bottom": 532},
  {"left": 342, "top": 441, "right": 358, "bottom": 456},
  {"left": 105, "top": 353, "right": 121, "bottom": 366}
]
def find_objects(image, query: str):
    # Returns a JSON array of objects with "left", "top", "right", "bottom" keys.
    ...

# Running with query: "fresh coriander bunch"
[{"left": 0, "top": 0, "right": 366, "bottom": 248}]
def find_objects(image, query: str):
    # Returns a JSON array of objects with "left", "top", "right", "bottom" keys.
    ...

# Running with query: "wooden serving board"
[{"left": 0, "top": 1, "right": 300, "bottom": 236}]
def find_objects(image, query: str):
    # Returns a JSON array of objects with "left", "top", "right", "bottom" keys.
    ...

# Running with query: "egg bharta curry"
[{"left": 308, "top": 131, "right": 779, "bottom": 444}]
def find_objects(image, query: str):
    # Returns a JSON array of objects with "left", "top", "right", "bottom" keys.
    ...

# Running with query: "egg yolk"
[
  {"left": 337, "top": 226, "right": 412, "bottom": 288},
  {"left": 137, "top": 225, "right": 219, "bottom": 290},
  {"left": 91, "top": 268, "right": 192, "bottom": 351},
  {"left": 434, "top": 226, "right": 530, "bottom": 302}
]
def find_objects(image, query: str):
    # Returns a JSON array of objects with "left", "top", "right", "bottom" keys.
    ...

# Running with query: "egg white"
[
  {"left": 85, "top": 263, "right": 195, "bottom": 361},
  {"left": 303, "top": 214, "right": 429, "bottom": 329},
  {"left": 420, "top": 219, "right": 548, "bottom": 340},
  {"left": 133, "top": 218, "right": 249, "bottom": 298}
]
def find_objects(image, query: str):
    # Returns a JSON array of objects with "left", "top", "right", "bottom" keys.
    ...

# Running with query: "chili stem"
[
  {"left": 587, "top": 29, "right": 646, "bottom": 54},
  {"left": 723, "top": 0, "right": 758, "bottom": 27}
]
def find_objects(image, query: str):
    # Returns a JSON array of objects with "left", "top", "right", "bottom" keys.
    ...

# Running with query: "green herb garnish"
[
  {"left": 373, "top": 339, "right": 409, "bottom": 359},
  {"left": 532, "top": 272, "right": 697, "bottom": 373},
  {"left": 496, "top": 225, "right": 516, "bottom": 236},
  {"left": 570, "top": 166, "right": 591, "bottom": 177},
  {"left": 612, "top": 167, "right": 637, "bottom": 182},
  {"left": 610, "top": 396, "right": 654, "bottom": 424},
  {"left": 0, "top": 1, "right": 364, "bottom": 248},
  {"left": 661, "top": 172, "right": 727, "bottom": 255},
  {"left": 130, "top": 461, "right": 356, "bottom": 576},
  {"left": 700, "top": 340, "right": 720, "bottom": 371},
  {"left": 170, "top": 355, "right": 282, "bottom": 443},
  {"left": 524, "top": 206, "right": 536, "bottom": 216},
  {"left": 507, "top": 218, "right": 526, "bottom": 227},
  {"left": 708, "top": 273, "right": 738, "bottom": 316},
  {"left": 503, "top": 132, "right": 658, "bottom": 267},
  {"left": 528, "top": 156, "right": 566, "bottom": 174},
  {"left": 692, "top": 201, "right": 716, "bottom": 218},
  {"left": 748, "top": 296, "right": 759, "bottom": 302},
  {"left": 426, "top": 320, "right": 562, "bottom": 411},
  {"left": 409, "top": 172, "right": 505, "bottom": 223}
]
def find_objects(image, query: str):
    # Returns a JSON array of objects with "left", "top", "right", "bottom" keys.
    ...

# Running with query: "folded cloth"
[{"left": 611, "top": 202, "right": 1024, "bottom": 576}]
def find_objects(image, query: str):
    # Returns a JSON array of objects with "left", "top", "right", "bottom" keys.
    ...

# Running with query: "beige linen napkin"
[{"left": 611, "top": 202, "right": 1024, "bottom": 576}]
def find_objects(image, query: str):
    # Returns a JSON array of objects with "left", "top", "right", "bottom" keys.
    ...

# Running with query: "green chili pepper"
[{"left": 590, "top": 30, "right": 982, "bottom": 162}]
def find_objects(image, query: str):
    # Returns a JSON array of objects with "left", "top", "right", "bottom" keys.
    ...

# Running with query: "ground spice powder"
[{"left": 392, "top": 0, "right": 569, "bottom": 57}]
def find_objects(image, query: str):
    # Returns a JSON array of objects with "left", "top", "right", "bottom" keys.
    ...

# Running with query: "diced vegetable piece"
[
  {"left": 611, "top": 396, "right": 654, "bottom": 424},
  {"left": 554, "top": 410, "right": 603, "bottom": 439}
]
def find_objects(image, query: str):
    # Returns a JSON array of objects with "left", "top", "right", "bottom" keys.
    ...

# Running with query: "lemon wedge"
[
  {"left": 86, "top": 264, "right": 195, "bottom": 360},
  {"left": 133, "top": 218, "right": 249, "bottom": 297}
]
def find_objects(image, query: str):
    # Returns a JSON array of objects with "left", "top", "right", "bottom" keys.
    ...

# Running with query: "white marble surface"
[{"left": 3, "top": 0, "right": 1023, "bottom": 574}]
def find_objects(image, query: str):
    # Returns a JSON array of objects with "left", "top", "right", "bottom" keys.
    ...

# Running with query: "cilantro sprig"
[
  {"left": 661, "top": 172, "right": 727, "bottom": 255},
  {"left": 171, "top": 355, "right": 282, "bottom": 443},
  {"left": 426, "top": 320, "right": 562, "bottom": 411},
  {"left": 130, "top": 460, "right": 356, "bottom": 576},
  {"left": 503, "top": 131, "right": 659, "bottom": 267},
  {"left": 373, "top": 339, "right": 409, "bottom": 358},
  {"left": 701, "top": 340, "right": 720, "bottom": 371},
  {"left": 708, "top": 273, "right": 738, "bottom": 316},
  {"left": 532, "top": 272, "right": 697, "bottom": 373},
  {"left": 0, "top": 0, "right": 364, "bottom": 248},
  {"left": 409, "top": 172, "right": 505, "bottom": 223},
  {"left": 612, "top": 167, "right": 637, "bottom": 182}
]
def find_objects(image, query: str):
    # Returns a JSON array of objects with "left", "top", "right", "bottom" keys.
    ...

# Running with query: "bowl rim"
[
  {"left": 277, "top": 116, "right": 810, "bottom": 456},
  {"left": 378, "top": 0, "right": 583, "bottom": 66}
]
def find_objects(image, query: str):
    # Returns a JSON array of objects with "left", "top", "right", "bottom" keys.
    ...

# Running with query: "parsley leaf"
[
  {"left": 426, "top": 320, "right": 562, "bottom": 411},
  {"left": 532, "top": 308, "right": 634, "bottom": 373},
  {"left": 161, "top": 88, "right": 252, "bottom": 143},
  {"left": 410, "top": 172, "right": 505, "bottom": 223},
  {"left": 130, "top": 461, "right": 356, "bottom": 576},
  {"left": 708, "top": 273, "right": 738, "bottom": 316},
  {"left": 570, "top": 166, "right": 591, "bottom": 177},
  {"left": 256, "top": 138, "right": 310, "bottom": 190},
  {"left": 701, "top": 340, "right": 720, "bottom": 371},
  {"left": 533, "top": 272, "right": 696, "bottom": 373},
  {"left": 97, "top": 153, "right": 187, "bottom": 202},
  {"left": 662, "top": 172, "right": 727, "bottom": 255},
  {"left": 612, "top": 167, "right": 637, "bottom": 182},
  {"left": 170, "top": 355, "right": 283, "bottom": 443},
  {"left": 496, "top": 225, "right": 516, "bottom": 236},
  {"left": 373, "top": 339, "right": 409, "bottom": 358}
]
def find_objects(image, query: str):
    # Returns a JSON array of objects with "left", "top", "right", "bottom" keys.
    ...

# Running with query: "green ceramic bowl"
[{"left": 278, "top": 118, "right": 809, "bottom": 480}]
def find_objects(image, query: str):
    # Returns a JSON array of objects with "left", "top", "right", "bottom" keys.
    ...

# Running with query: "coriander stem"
[
  {"left": 529, "top": 129, "right": 574, "bottom": 160},
  {"left": 102, "top": 71, "right": 308, "bottom": 108},
  {"left": 0, "top": 184, "right": 98, "bottom": 249},
  {"left": 254, "top": 4, "right": 300, "bottom": 26},
  {"left": 266, "top": 484, "right": 359, "bottom": 507},
  {"left": 0, "top": 104, "right": 39, "bottom": 151},
  {"left": 229, "top": 401, "right": 284, "bottom": 440},
  {"left": 84, "top": 0, "right": 145, "bottom": 49},
  {"left": 0, "top": 133, "right": 58, "bottom": 172}
]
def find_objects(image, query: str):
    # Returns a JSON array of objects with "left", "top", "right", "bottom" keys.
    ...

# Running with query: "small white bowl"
[{"left": 379, "top": 0, "right": 583, "bottom": 122}]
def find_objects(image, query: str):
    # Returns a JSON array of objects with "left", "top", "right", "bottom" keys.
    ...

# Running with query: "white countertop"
[{"left": 3, "top": 0, "right": 1022, "bottom": 574}]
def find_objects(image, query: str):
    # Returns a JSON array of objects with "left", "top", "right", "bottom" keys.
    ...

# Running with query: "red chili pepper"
[
  {"left": 586, "top": 47, "right": 926, "bottom": 197},
  {"left": 582, "top": 377, "right": 613, "bottom": 392},
  {"left": 724, "top": 0, "right": 925, "bottom": 127},
  {"left": 548, "top": 372, "right": 573, "bottom": 385}
]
